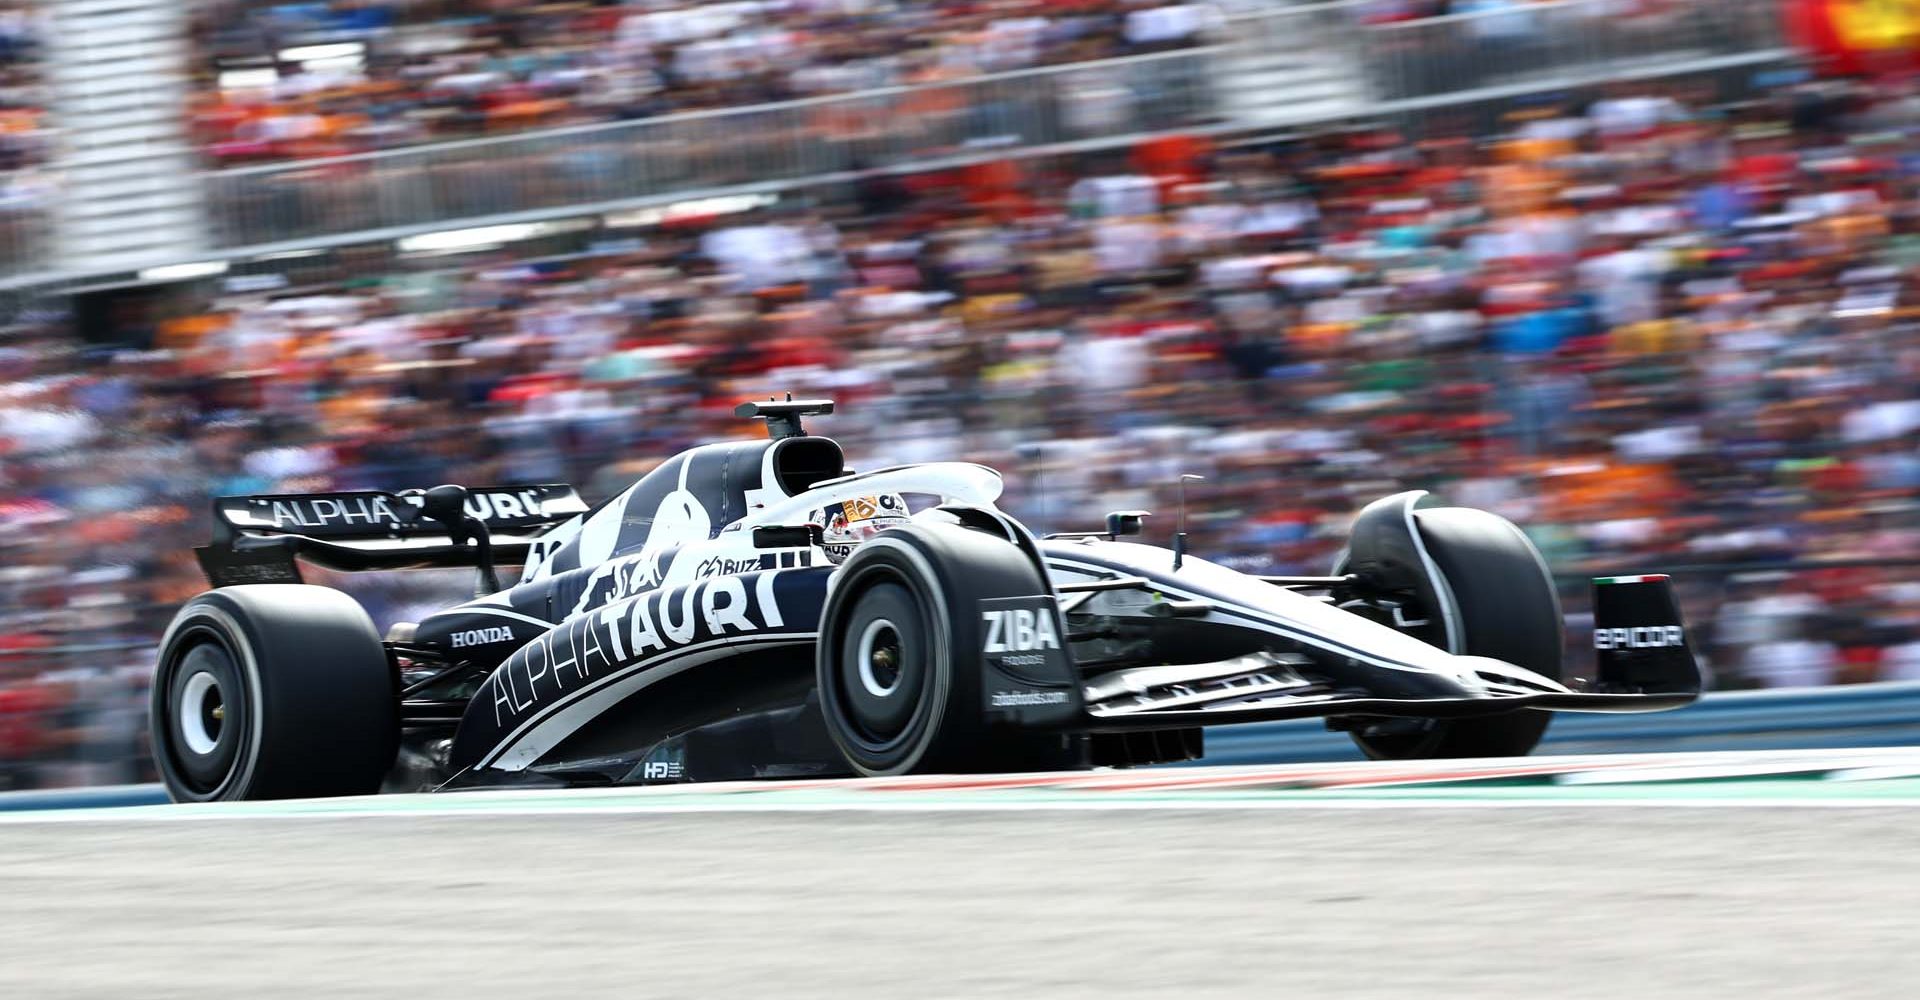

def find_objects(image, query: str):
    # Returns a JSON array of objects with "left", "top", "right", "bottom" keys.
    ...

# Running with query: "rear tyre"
[
  {"left": 1348, "top": 506, "right": 1565, "bottom": 760},
  {"left": 817, "top": 524, "right": 1083, "bottom": 777},
  {"left": 152, "top": 585, "right": 398, "bottom": 802}
]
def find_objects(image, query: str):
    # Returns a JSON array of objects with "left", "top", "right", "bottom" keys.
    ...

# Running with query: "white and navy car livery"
[{"left": 153, "top": 399, "right": 1702, "bottom": 802}]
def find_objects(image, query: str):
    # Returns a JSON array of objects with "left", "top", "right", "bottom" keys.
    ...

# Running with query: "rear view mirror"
[{"left": 752, "top": 524, "right": 823, "bottom": 549}]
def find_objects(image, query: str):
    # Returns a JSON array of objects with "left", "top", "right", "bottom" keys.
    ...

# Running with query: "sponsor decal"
[
  {"left": 575, "top": 555, "right": 672, "bottom": 615},
  {"left": 488, "top": 572, "right": 793, "bottom": 729},
  {"left": 569, "top": 490, "right": 725, "bottom": 615},
  {"left": 461, "top": 489, "right": 545, "bottom": 523},
  {"left": 1594, "top": 626, "right": 1685, "bottom": 650},
  {"left": 578, "top": 549, "right": 818, "bottom": 614},
  {"left": 978, "top": 595, "right": 1077, "bottom": 721},
  {"left": 990, "top": 689, "right": 1071, "bottom": 708},
  {"left": 252, "top": 488, "right": 551, "bottom": 532},
  {"left": 982, "top": 607, "right": 1061, "bottom": 654},
  {"left": 642, "top": 760, "right": 684, "bottom": 780},
  {"left": 204, "top": 560, "right": 302, "bottom": 585},
  {"left": 263, "top": 495, "right": 408, "bottom": 530},
  {"left": 695, "top": 557, "right": 765, "bottom": 578},
  {"left": 842, "top": 493, "right": 903, "bottom": 522},
  {"left": 450, "top": 625, "right": 517, "bottom": 649},
  {"left": 694, "top": 552, "right": 814, "bottom": 578},
  {"left": 518, "top": 534, "right": 571, "bottom": 584}
]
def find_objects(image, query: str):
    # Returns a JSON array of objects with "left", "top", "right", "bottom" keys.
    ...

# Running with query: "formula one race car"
[{"left": 151, "top": 399, "right": 1702, "bottom": 801}]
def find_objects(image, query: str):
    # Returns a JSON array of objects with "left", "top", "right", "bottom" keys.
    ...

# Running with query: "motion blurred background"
[{"left": 0, "top": 0, "right": 1916, "bottom": 790}]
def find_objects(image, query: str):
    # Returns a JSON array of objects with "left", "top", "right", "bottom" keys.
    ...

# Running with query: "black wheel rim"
[
  {"left": 161, "top": 632, "right": 249, "bottom": 796},
  {"left": 834, "top": 579, "right": 933, "bottom": 757}
]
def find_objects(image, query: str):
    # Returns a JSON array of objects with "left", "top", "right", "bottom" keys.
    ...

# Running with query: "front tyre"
[
  {"left": 825, "top": 574, "right": 950, "bottom": 774},
  {"left": 152, "top": 585, "right": 398, "bottom": 802},
  {"left": 816, "top": 524, "right": 1083, "bottom": 777},
  {"left": 1348, "top": 506, "right": 1565, "bottom": 760}
]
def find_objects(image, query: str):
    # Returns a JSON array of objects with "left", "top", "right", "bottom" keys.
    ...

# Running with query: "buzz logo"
[
  {"left": 982, "top": 608, "right": 1060, "bottom": 654},
  {"left": 695, "top": 557, "right": 766, "bottom": 578},
  {"left": 1594, "top": 626, "right": 1685, "bottom": 650}
]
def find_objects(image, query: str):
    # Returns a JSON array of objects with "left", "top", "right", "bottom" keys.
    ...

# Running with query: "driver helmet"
[{"left": 813, "top": 493, "right": 911, "bottom": 563}]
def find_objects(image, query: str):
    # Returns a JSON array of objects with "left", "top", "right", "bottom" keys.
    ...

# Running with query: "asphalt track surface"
[{"left": 5, "top": 756, "right": 1920, "bottom": 999}]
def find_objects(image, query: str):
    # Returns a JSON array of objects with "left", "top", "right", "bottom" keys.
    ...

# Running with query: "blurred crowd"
[
  {"left": 184, "top": 0, "right": 1700, "bottom": 169},
  {"left": 0, "top": 0, "right": 50, "bottom": 261},
  {"left": 196, "top": 0, "right": 1773, "bottom": 253},
  {"left": 0, "top": 2, "right": 43, "bottom": 166},
  {"left": 188, "top": 0, "right": 1236, "bottom": 164},
  {"left": 6, "top": 70, "right": 1920, "bottom": 787}
]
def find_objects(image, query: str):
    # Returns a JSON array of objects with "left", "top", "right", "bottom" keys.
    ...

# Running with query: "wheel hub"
[
  {"left": 858, "top": 619, "right": 903, "bottom": 698},
  {"left": 178, "top": 671, "right": 225, "bottom": 756}
]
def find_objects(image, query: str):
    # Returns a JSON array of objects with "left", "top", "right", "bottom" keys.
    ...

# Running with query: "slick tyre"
[
  {"left": 1349, "top": 506, "right": 1565, "bottom": 760},
  {"left": 152, "top": 585, "right": 398, "bottom": 801},
  {"left": 817, "top": 523, "right": 1080, "bottom": 777}
]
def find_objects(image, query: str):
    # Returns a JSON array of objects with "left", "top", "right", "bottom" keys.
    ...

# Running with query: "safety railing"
[
  {"left": 202, "top": 46, "right": 1223, "bottom": 250},
  {"left": 197, "top": 0, "right": 1790, "bottom": 253},
  {"left": 1360, "top": 0, "right": 1787, "bottom": 105},
  {"left": 1198, "top": 682, "right": 1920, "bottom": 766},
  {"left": 0, "top": 199, "right": 51, "bottom": 278}
]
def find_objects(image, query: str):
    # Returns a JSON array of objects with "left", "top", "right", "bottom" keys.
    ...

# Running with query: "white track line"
[{"left": 7, "top": 794, "right": 1920, "bottom": 825}]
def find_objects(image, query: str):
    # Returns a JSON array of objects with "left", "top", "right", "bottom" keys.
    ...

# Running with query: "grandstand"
[{"left": 14, "top": 0, "right": 1783, "bottom": 282}]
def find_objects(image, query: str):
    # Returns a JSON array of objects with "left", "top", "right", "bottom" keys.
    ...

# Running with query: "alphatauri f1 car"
[{"left": 152, "top": 399, "right": 1701, "bottom": 801}]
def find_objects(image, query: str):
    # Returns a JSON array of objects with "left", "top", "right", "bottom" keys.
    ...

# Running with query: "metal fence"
[
  {"left": 1200, "top": 681, "right": 1920, "bottom": 765},
  {"left": 198, "top": 0, "right": 1790, "bottom": 254},
  {"left": 202, "top": 47, "right": 1222, "bottom": 251},
  {"left": 0, "top": 201, "right": 51, "bottom": 278},
  {"left": 1361, "top": 0, "right": 1786, "bottom": 104}
]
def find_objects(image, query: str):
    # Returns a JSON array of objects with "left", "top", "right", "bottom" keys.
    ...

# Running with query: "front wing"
[
  {"left": 1084, "top": 675, "right": 1697, "bottom": 732},
  {"left": 1054, "top": 574, "right": 1702, "bottom": 732}
]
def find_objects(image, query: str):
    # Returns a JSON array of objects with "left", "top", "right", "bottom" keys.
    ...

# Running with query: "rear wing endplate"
[{"left": 195, "top": 485, "right": 587, "bottom": 587}]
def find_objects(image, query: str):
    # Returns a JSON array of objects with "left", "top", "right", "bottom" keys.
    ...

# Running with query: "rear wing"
[{"left": 195, "top": 485, "right": 588, "bottom": 587}]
